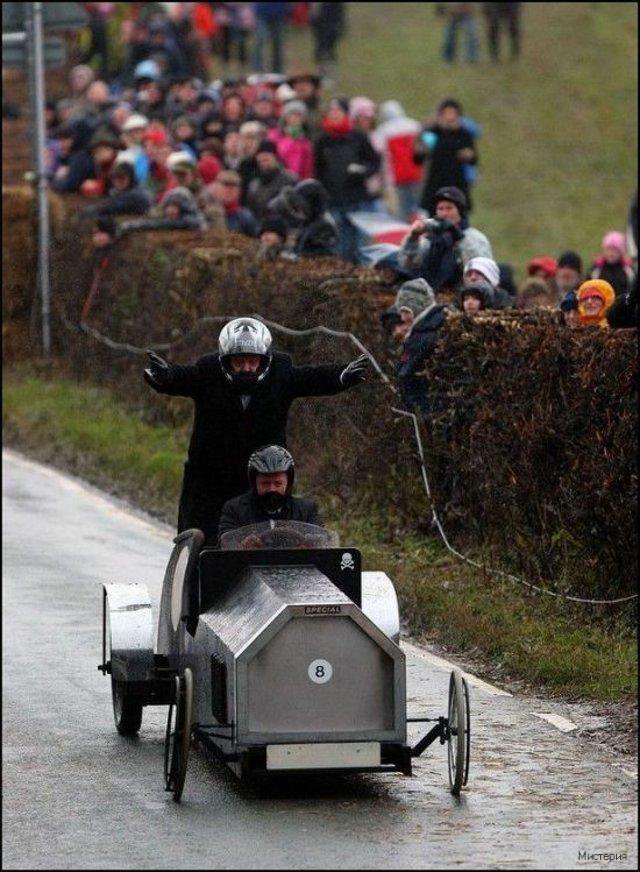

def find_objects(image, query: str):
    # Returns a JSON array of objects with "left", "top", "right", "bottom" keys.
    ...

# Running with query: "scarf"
[{"left": 321, "top": 115, "right": 352, "bottom": 138}]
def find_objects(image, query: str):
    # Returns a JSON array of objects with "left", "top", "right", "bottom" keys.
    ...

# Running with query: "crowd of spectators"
[{"left": 35, "top": 2, "right": 637, "bottom": 416}]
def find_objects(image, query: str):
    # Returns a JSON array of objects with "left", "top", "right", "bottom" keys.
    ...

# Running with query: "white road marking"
[
  {"left": 3, "top": 448, "right": 173, "bottom": 540},
  {"left": 532, "top": 712, "right": 577, "bottom": 732},
  {"left": 401, "top": 640, "right": 513, "bottom": 697}
]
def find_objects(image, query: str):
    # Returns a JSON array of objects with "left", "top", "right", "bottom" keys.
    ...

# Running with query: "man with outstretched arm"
[{"left": 144, "top": 317, "right": 368, "bottom": 543}]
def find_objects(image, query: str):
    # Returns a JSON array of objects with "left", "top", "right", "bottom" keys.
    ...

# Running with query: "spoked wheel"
[
  {"left": 447, "top": 669, "right": 470, "bottom": 795},
  {"left": 112, "top": 677, "right": 143, "bottom": 736},
  {"left": 164, "top": 668, "right": 194, "bottom": 802}
]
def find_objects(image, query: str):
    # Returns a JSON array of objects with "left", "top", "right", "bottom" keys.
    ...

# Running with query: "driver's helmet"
[
  {"left": 218, "top": 317, "right": 272, "bottom": 387},
  {"left": 247, "top": 445, "right": 295, "bottom": 495}
]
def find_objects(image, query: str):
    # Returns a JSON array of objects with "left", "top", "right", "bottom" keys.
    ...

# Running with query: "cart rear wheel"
[
  {"left": 112, "top": 679, "right": 143, "bottom": 736},
  {"left": 447, "top": 669, "right": 470, "bottom": 795},
  {"left": 163, "top": 668, "right": 194, "bottom": 802}
]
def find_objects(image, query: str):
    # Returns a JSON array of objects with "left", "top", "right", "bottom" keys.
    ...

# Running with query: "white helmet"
[{"left": 218, "top": 317, "right": 273, "bottom": 387}]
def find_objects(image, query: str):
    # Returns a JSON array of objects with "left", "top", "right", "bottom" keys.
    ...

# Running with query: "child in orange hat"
[{"left": 576, "top": 279, "right": 615, "bottom": 327}]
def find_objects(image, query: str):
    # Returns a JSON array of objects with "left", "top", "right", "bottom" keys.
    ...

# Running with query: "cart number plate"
[{"left": 266, "top": 742, "right": 381, "bottom": 770}]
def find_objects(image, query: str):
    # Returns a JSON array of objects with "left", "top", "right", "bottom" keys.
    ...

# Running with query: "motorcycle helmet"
[
  {"left": 248, "top": 445, "right": 294, "bottom": 514},
  {"left": 218, "top": 317, "right": 272, "bottom": 390}
]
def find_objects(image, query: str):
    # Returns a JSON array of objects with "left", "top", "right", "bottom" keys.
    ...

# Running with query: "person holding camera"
[{"left": 398, "top": 186, "right": 492, "bottom": 293}]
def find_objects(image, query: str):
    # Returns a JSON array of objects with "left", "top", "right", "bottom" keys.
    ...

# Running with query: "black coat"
[
  {"left": 80, "top": 185, "right": 152, "bottom": 219},
  {"left": 313, "top": 130, "right": 381, "bottom": 208},
  {"left": 397, "top": 305, "right": 447, "bottom": 414},
  {"left": 146, "top": 350, "right": 348, "bottom": 541},
  {"left": 217, "top": 491, "right": 321, "bottom": 542},
  {"left": 414, "top": 125, "right": 476, "bottom": 214}
]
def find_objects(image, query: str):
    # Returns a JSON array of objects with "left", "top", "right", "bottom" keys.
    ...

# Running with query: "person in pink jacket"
[{"left": 267, "top": 100, "right": 314, "bottom": 180}]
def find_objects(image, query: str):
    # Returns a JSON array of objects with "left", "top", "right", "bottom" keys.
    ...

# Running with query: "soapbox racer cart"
[{"left": 98, "top": 521, "right": 470, "bottom": 801}]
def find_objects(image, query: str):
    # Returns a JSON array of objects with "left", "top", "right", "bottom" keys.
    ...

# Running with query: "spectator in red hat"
[
  {"left": 143, "top": 125, "right": 172, "bottom": 202},
  {"left": 527, "top": 256, "right": 557, "bottom": 281}
]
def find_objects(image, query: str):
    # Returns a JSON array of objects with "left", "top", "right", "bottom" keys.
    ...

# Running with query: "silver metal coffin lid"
[{"left": 198, "top": 566, "right": 406, "bottom": 745}]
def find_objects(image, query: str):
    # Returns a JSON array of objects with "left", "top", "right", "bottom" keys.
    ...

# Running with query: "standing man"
[
  {"left": 413, "top": 99, "right": 477, "bottom": 216},
  {"left": 314, "top": 97, "right": 381, "bottom": 263},
  {"left": 144, "top": 317, "right": 369, "bottom": 542}
]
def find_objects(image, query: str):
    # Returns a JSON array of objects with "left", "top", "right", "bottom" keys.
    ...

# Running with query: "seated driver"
[{"left": 217, "top": 445, "right": 321, "bottom": 546}]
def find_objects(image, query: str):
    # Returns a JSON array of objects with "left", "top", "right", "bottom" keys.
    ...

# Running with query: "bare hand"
[
  {"left": 409, "top": 218, "right": 427, "bottom": 239},
  {"left": 457, "top": 148, "right": 474, "bottom": 162}
]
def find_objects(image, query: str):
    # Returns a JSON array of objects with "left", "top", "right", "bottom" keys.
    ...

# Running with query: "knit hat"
[
  {"left": 122, "top": 113, "right": 149, "bottom": 133},
  {"left": 349, "top": 96, "right": 376, "bottom": 120},
  {"left": 161, "top": 185, "right": 198, "bottom": 215},
  {"left": 557, "top": 250, "right": 583, "bottom": 273},
  {"left": 239, "top": 120, "right": 266, "bottom": 137},
  {"left": 197, "top": 154, "right": 221, "bottom": 184},
  {"left": 602, "top": 231, "right": 626, "bottom": 255},
  {"left": 461, "top": 280, "right": 494, "bottom": 309},
  {"left": 167, "top": 150, "right": 196, "bottom": 172},
  {"left": 434, "top": 186, "right": 467, "bottom": 217},
  {"left": 259, "top": 216, "right": 288, "bottom": 241},
  {"left": 110, "top": 158, "right": 135, "bottom": 178},
  {"left": 394, "top": 278, "right": 436, "bottom": 315},
  {"left": 134, "top": 59, "right": 161, "bottom": 83},
  {"left": 281, "top": 99, "right": 308, "bottom": 118},
  {"left": 559, "top": 290, "right": 578, "bottom": 312},
  {"left": 577, "top": 279, "right": 615, "bottom": 315},
  {"left": 464, "top": 256, "right": 500, "bottom": 289},
  {"left": 88, "top": 127, "right": 122, "bottom": 151},
  {"left": 144, "top": 127, "right": 168, "bottom": 146},
  {"left": 275, "top": 83, "right": 297, "bottom": 103},
  {"left": 256, "top": 139, "right": 278, "bottom": 156},
  {"left": 527, "top": 256, "right": 557, "bottom": 278}
]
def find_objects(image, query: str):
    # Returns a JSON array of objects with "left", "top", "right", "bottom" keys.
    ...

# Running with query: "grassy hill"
[{"left": 287, "top": 2, "right": 638, "bottom": 277}]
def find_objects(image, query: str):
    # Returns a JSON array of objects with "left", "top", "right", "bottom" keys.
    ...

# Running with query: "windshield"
[{"left": 219, "top": 521, "right": 339, "bottom": 551}]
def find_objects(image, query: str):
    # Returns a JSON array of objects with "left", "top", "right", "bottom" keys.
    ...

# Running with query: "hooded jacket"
[
  {"left": 51, "top": 118, "right": 95, "bottom": 193},
  {"left": 247, "top": 165, "right": 299, "bottom": 222},
  {"left": 120, "top": 186, "right": 207, "bottom": 233},
  {"left": 397, "top": 293, "right": 447, "bottom": 414},
  {"left": 291, "top": 180, "right": 339, "bottom": 257},
  {"left": 373, "top": 100, "right": 422, "bottom": 187},
  {"left": 80, "top": 164, "right": 152, "bottom": 218}
]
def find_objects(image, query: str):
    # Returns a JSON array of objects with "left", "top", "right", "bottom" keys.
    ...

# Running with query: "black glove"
[
  {"left": 143, "top": 350, "right": 171, "bottom": 388},
  {"left": 340, "top": 353, "right": 370, "bottom": 387}
]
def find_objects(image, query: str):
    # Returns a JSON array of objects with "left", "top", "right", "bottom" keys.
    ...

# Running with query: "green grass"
[
  {"left": 286, "top": 2, "right": 637, "bottom": 277},
  {"left": 3, "top": 368, "right": 636, "bottom": 702}
]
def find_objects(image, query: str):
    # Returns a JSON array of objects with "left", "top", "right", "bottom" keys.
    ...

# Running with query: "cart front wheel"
[
  {"left": 447, "top": 669, "right": 470, "bottom": 795},
  {"left": 163, "top": 668, "right": 194, "bottom": 802}
]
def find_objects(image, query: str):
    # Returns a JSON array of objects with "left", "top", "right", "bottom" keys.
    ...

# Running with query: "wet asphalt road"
[{"left": 2, "top": 449, "right": 637, "bottom": 870}]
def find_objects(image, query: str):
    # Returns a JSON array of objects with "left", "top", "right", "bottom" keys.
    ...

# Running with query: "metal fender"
[
  {"left": 101, "top": 582, "right": 154, "bottom": 683},
  {"left": 360, "top": 572, "right": 400, "bottom": 644}
]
